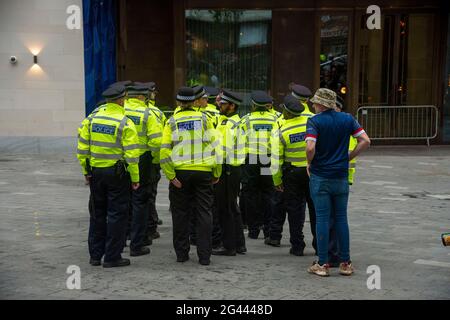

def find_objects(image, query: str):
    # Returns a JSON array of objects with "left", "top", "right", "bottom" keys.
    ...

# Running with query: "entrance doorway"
[{"left": 357, "top": 13, "right": 436, "bottom": 107}]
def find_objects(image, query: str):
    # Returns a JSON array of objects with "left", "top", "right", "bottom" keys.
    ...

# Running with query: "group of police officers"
[{"left": 77, "top": 81, "right": 356, "bottom": 267}]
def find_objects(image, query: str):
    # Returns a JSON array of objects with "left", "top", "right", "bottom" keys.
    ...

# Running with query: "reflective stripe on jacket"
[
  {"left": 271, "top": 115, "right": 308, "bottom": 186},
  {"left": 241, "top": 110, "right": 277, "bottom": 156},
  {"left": 216, "top": 113, "right": 246, "bottom": 166},
  {"left": 160, "top": 108, "right": 222, "bottom": 180},
  {"left": 77, "top": 103, "right": 141, "bottom": 182}
]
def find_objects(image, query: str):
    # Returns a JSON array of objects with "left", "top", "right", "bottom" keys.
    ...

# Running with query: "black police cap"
[
  {"left": 251, "top": 90, "right": 272, "bottom": 106},
  {"left": 291, "top": 84, "right": 312, "bottom": 99},
  {"left": 142, "top": 82, "right": 156, "bottom": 92},
  {"left": 219, "top": 89, "right": 243, "bottom": 105},
  {"left": 282, "top": 94, "right": 304, "bottom": 115},
  {"left": 110, "top": 80, "right": 133, "bottom": 88},
  {"left": 204, "top": 86, "right": 220, "bottom": 98},
  {"left": 102, "top": 85, "right": 126, "bottom": 100},
  {"left": 191, "top": 85, "right": 206, "bottom": 100},
  {"left": 127, "top": 84, "right": 149, "bottom": 96},
  {"left": 176, "top": 87, "right": 196, "bottom": 102}
]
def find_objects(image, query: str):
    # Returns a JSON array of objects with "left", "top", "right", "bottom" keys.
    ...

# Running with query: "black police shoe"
[
  {"left": 103, "top": 258, "right": 131, "bottom": 268},
  {"left": 89, "top": 258, "right": 101, "bottom": 266},
  {"left": 177, "top": 255, "right": 189, "bottom": 263},
  {"left": 143, "top": 238, "right": 153, "bottom": 246},
  {"left": 264, "top": 237, "right": 281, "bottom": 247},
  {"left": 199, "top": 259, "right": 210, "bottom": 266},
  {"left": 150, "top": 231, "right": 160, "bottom": 240},
  {"left": 236, "top": 246, "right": 247, "bottom": 254},
  {"left": 248, "top": 229, "right": 260, "bottom": 239},
  {"left": 289, "top": 247, "right": 304, "bottom": 256},
  {"left": 212, "top": 247, "right": 236, "bottom": 256},
  {"left": 130, "top": 247, "right": 150, "bottom": 257}
]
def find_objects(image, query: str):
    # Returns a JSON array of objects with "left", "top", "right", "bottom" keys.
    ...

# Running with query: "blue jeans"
[{"left": 309, "top": 173, "right": 350, "bottom": 265}]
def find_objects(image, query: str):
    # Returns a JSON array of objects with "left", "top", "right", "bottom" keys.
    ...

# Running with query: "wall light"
[{"left": 33, "top": 55, "right": 38, "bottom": 64}]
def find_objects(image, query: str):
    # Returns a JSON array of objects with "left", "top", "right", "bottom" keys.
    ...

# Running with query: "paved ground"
[{"left": 0, "top": 146, "right": 449, "bottom": 300}]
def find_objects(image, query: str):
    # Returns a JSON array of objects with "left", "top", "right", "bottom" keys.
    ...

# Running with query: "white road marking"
[
  {"left": 385, "top": 186, "right": 409, "bottom": 190},
  {"left": 354, "top": 239, "right": 395, "bottom": 246},
  {"left": 0, "top": 181, "right": 9, "bottom": 185},
  {"left": 357, "top": 159, "right": 375, "bottom": 163},
  {"left": 418, "top": 162, "right": 438, "bottom": 166},
  {"left": 371, "top": 165, "right": 393, "bottom": 169},
  {"left": 12, "top": 192, "right": 36, "bottom": 196},
  {"left": 414, "top": 259, "right": 450, "bottom": 269},
  {"left": 380, "top": 197, "right": 408, "bottom": 201},
  {"left": 426, "top": 194, "right": 450, "bottom": 200},
  {"left": 360, "top": 181, "right": 398, "bottom": 186},
  {"left": 33, "top": 171, "right": 52, "bottom": 175},
  {"left": 377, "top": 210, "right": 407, "bottom": 214}
]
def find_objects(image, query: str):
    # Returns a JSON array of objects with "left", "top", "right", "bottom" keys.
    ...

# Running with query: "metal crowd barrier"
[{"left": 356, "top": 105, "right": 439, "bottom": 146}]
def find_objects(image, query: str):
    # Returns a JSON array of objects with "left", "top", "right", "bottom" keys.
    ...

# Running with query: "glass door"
[{"left": 357, "top": 13, "right": 435, "bottom": 106}]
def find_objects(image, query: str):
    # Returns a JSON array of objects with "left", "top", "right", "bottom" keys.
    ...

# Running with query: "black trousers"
[
  {"left": 239, "top": 177, "right": 248, "bottom": 227},
  {"left": 215, "top": 165, "right": 245, "bottom": 251},
  {"left": 147, "top": 163, "right": 161, "bottom": 235},
  {"left": 169, "top": 170, "right": 214, "bottom": 260},
  {"left": 269, "top": 166, "right": 319, "bottom": 251},
  {"left": 190, "top": 190, "right": 222, "bottom": 247},
  {"left": 129, "top": 152, "right": 152, "bottom": 250},
  {"left": 243, "top": 163, "right": 274, "bottom": 237},
  {"left": 88, "top": 164, "right": 130, "bottom": 262}
]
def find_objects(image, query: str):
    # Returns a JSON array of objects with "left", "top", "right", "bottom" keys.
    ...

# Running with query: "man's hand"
[
  {"left": 306, "top": 164, "right": 311, "bottom": 177},
  {"left": 84, "top": 175, "right": 92, "bottom": 185},
  {"left": 275, "top": 184, "right": 284, "bottom": 192},
  {"left": 170, "top": 178, "right": 182, "bottom": 188},
  {"left": 212, "top": 177, "right": 220, "bottom": 185},
  {"left": 131, "top": 182, "right": 140, "bottom": 190}
]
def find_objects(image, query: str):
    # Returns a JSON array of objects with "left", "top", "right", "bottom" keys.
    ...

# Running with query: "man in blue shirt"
[{"left": 305, "top": 88, "right": 370, "bottom": 277}]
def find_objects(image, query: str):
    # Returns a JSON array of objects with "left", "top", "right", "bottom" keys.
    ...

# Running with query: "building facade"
[
  {"left": 0, "top": 0, "right": 449, "bottom": 151},
  {"left": 117, "top": 0, "right": 450, "bottom": 144}
]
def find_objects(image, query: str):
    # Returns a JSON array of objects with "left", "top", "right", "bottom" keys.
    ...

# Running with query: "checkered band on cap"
[
  {"left": 220, "top": 93, "right": 241, "bottom": 105},
  {"left": 176, "top": 94, "right": 196, "bottom": 101}
]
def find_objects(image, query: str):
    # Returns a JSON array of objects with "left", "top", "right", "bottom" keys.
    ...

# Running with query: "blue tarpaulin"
[{"left": 83, "top": 0, "right": 117, "bottom": 116}]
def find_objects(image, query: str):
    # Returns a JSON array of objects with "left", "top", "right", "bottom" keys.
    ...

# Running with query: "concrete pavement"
[{"left": 0, "top": 146, "right": 449, "bottom": 299}]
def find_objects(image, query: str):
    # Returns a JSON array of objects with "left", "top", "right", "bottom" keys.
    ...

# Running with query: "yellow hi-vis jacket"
[
  {"left": 216, "top": 112, "right": 246, "bottom": 166},
  {"left": 271, "top": 115, "right": 308, "bottom": 186},
  {"left": 301, "top": 101, "right": 314, "bottom": 117},
  {"left": 269, "top": 107, "right": 282, "bottom": 118},
  {"left": 124, "top": 98, "right": 162, "bottom": 157},
  {"left": 77, "top": 103, "right": 141, "bottom": 183},
  {"left": 160, "top": 108, "right": 222, "bottom": 180},
  {"left": 195, "top": 104, "right": 220, "bottom": 128},
  {"left": 348, "top": 136, "right": 357, "bottom": 184},
  {"left": 277, "top": 101, "right": 314, "bottom": 128},
  {"left": 148, "top": 100, "right": 167, "bottom": 126},
  {"left": 241, "top": 110, "right": 278, "bottom": 156},
  {"left": 147, "top": 100, "right": 167, "bottom": 164}
]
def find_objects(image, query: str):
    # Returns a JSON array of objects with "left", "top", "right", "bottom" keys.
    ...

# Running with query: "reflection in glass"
[
  {"left": 186, "top": 10, "right": 272, "bottom": 112},
  {"left": 320, "top": 15, "right": 349, "bottom": 100}
]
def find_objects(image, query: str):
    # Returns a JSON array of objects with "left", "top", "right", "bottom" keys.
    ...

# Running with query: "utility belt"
[
  {"left": 92, "top": 160, "right": 127, "bottom": 178},
  {"left": 283, "top": 162, "right": 308, "bottom": 175}
]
